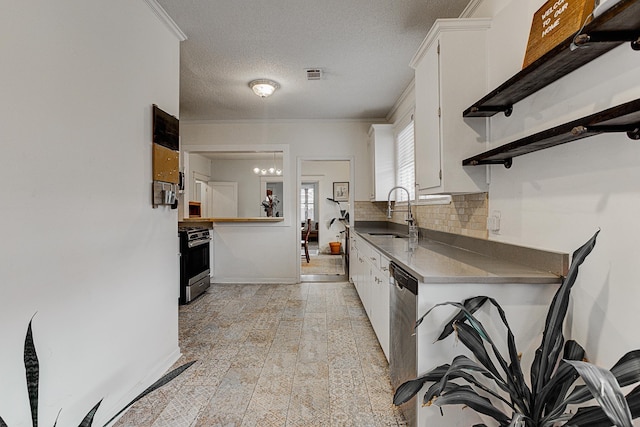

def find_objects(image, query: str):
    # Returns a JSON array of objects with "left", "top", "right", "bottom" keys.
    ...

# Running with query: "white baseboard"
[
  {"left": 212, "top": 277, "right": 298, "bottom": 284},
  {"left": 99, "top": 346, "right": 182, "bottom": 426}
]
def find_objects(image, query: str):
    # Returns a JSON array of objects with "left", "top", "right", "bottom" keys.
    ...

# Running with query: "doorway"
[{"left": 300, "top": 159, "right": 351, "bottom": 282}]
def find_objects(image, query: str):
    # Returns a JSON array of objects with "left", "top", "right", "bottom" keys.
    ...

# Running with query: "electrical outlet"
[{"left": 487, "top": 211, "right": 501, "bottom": 233}]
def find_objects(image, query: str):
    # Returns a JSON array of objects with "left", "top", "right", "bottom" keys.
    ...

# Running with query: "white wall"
[
  {"left": 209, "top": 158, "right": 264, "bottom": 217},
  {"left": 181, "top": 121, "right": 373, "bottom": 282},
  {"left": 302, "top": 160, "right": 350, "bottom": 252},
  {"left": 470, "top": 0, "right": 640, "bottom": 368},
  {"left": 1, "top": 1, "right": 182, "bottom": 425}
]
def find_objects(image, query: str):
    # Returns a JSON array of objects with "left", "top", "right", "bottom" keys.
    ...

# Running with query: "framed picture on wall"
[{"left": 333, "top": 182, "right": 349, "bottom": 202}]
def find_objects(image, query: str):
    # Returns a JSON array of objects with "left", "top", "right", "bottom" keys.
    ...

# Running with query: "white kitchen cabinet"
[
  {"left": 368, "top": 124, "right": 395, "bottom": 201},
  {"left": 410, "top": 18, "right": 491, "bottom": 195},
  {"left": 371, "top": 253, "right": 390, "bottom": 360},
  {"left": 351, "top": 235, "right": 366, "bottom": 302},
  {"left": 349, "top": 235, "right": 358, "bottom": 285},
  {"left": 350, "top": 234, "right": 390, "bottom": 360}
]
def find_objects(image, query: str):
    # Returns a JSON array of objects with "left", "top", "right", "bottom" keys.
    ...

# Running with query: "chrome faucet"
[{"left": 387, "top": 186, "right": 416, "bottom": 238}]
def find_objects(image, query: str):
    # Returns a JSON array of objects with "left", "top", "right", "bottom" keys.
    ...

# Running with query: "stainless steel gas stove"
[{"left": 178, "top": 227, "right": 211, "bottom": 304}]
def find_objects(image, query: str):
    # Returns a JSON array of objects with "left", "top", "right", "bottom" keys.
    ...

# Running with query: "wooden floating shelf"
[
  {"left": 462, "top": 97, "right": 640, "bottom": 168},
  {"left": 463, "top": 0, "right": 640, "bottom": 118}
]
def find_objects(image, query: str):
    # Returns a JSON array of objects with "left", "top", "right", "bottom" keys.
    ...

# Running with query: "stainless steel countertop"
[{"left": 355, "top": 228, "right": 563, "bottom": 285}]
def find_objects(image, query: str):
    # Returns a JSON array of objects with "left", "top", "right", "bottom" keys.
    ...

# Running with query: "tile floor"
[
  {"left": 114, "top": 282, "right": 406, "bottom": 427},
  {"left": 301, "top": 253, "right": 345, "bottom": 275}
]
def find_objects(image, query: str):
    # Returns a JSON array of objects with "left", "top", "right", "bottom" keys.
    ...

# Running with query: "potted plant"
[
  {"left": 394, "top": 230, "right": 640, "bottom": 426},
  {"left": 327, "top": 198, "right": 348, "bottom": 255},
  {"left": 1, "top": 318, "right": 194, "bottom": 427},
  {"left": 329, "top": 230, "right": 346, "bottom": 255}
]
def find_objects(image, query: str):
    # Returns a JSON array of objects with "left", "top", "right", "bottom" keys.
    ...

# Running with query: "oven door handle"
[{"left": 187, "top": 238, "right": 211, "bottom": 248}]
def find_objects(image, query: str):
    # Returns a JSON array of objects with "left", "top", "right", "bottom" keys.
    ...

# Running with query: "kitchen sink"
[{"left": 367, "top": 232, "right": 405, "bottom": 238}]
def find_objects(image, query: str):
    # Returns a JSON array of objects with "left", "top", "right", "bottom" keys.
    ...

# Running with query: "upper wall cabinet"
[
  {"left": 411, "top": 19, "right": 491, "bottom": 195},
  {"left": 368, "top": 124, "right": 395, "bottom": 201}
]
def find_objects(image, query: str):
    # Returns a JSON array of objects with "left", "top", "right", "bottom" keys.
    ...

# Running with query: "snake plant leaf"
[
  {"left": 78, "top": 400, "right": 102, "bottom": 427},
  {"left": 564, "top": 359, "right": 633, "bottom": 427},
  {"left": 393, "top": 364, "right": 450, "bottom": 405},
  {"left": 0, "top": 416, "right": 7, "bottom": 427},
  {"left": 436, "top": 296, "right": 489, "bottom": 341},
  {"left": 565, "top": 384, "right": 640, "bottom": 426},
  {"left": 531, "top": 230, "right": 599, "bottom": 395},
  {"left": 24, "top": 320, "right": 39, "bottom": 427},
  {"left": 102, "top": 360, "right": 196, "bottom": 427},
  {"left": 429, "top": 383, "right": 511, "bottom": 425}
]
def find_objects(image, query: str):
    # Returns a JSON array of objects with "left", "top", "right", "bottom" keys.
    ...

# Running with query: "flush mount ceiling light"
[{"left": 249, "top": 79, "right": 280, "bottom": 98}]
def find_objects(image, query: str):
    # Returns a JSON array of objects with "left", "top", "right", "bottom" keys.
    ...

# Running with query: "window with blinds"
[{"left": 395, "top": 120, "right": 415, "bottom": 202}]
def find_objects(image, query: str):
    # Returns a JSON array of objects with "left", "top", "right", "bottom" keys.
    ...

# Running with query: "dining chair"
[{"left": 301, "top": 218, "right": 311, "bottom": 263}]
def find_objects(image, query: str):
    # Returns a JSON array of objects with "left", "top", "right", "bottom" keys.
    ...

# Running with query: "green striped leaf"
[
  {"left": 566, "top": 384, "right": 640, "bottom": 426},
  {"left": 531, "top": 230, "right": 599, "bottom": 397},
  {"left": 24, "top": 320, "right": 39, "bottom": 427},
  {"left": 429, "top": 383, "right": 510, "bottom": 425},
  {"left": 393, "top": 364, "right": 450, "bottom": 406},
  {"left": 436, "top": 296, "right": 489, "bottom": 341},
  {"left": 78, "top": 401, "right": 101, "bottom": 427},
  {"left": 102, "top": 360, "right": 196, "bottom": 427},
  {"left": 564, "top": 360, "right": 632, "bottom": 427}
]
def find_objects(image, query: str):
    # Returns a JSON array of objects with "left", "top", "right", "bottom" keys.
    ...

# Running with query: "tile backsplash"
[{"left": 354, "top": 192, "right": 488, "bottom": 239}]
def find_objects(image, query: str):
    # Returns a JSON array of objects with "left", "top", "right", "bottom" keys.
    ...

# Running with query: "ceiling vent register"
[{"left": 306, "top": 69, "right": 323, "bottom": 80}]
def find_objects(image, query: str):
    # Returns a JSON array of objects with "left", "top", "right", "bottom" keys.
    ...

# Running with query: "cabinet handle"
[{"left": 381, "top": 266, "right": 388, "bottom": 271}]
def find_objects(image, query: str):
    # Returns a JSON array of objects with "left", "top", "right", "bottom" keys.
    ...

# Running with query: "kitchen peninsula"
[{"left": 179, "top": 217, "right": 284, "bottom": 227}]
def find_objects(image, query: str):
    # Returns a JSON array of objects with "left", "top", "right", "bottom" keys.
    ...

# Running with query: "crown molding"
[
  {"left": 386, "top": 78, "right": 415, "bottom": 123},
  {"left": 181, "top": 117, "right": 387, "bottom": 125},
  {"left": 409, "top": 18, "right": 492, "bottom": 68},
  {"left": 460, "top": 0, "right": 484, "bottom": 18},
  {"left": 143, "top": 0, "right": 187, "bottom": 41},
  {"left": 459, "top": 0, "right": 486, "bottom": 18}
]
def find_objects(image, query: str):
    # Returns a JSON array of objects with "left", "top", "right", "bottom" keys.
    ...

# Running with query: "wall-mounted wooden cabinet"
[
  {"left": 188, "top": 201, "right": 202, "bottom": 218},
  {"left": 411, "top": 19, "right": 491, "bottom": 195},
  {"left": 368, "top": 124, "right": 395, "bottom": 201}
]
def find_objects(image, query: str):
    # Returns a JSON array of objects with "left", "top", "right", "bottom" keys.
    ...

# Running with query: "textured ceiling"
[{"left": 156, "top": 0, "right": 472, "bottom": 121}]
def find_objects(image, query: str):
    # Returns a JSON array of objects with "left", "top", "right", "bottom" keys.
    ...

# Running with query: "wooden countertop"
[{"left": 179, "top": 217, "right": 284, "bottom": 226}]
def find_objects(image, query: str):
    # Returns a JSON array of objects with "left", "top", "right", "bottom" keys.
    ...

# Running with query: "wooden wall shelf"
[
  {"left": 462, "top": 97, "right": 640, "bottom": 168},
  {"left": 463, "top": 0, "right": 640, "bottom": 118}
]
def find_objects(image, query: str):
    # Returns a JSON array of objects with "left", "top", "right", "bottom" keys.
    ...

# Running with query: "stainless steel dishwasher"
[{"left": 389, "top": 261, "right": 418, "bottom": 427}]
